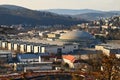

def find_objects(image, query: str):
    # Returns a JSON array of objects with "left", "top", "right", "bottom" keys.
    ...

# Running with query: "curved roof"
[{"left": 59, "top": 30, "right": 94, "bottom": 41}]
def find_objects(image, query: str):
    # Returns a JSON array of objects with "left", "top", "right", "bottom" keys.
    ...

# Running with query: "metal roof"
[{"left": 17, "top": 53, "right": 49, "bottom": 59}]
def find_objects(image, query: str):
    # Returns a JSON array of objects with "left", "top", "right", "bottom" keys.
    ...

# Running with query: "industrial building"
[
  {"left": 0, "top": 40, "right": 79, "bottom": 54},
  {"left": 0, "top": 50, "right": 13, "bottom": 62},
  {"left": 16, "top": 53, "right": 53, "bottom": 71},
  {"left": 95, "top": 43, "right": 120, "bottom": 57}
]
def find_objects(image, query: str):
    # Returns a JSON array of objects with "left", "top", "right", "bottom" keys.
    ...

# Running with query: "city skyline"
[{"left": 0, "top": 0, "right": 120, "bottom": 11}]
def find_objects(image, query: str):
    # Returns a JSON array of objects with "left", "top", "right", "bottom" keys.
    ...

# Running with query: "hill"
[
  {"left": 45, "top": 9, "right": 120, "bottom": 20},
  {"left": 0, "top": 5, "right": 88, "bottom": 26},
  {"left": 74, "top": 12, "right": 119, "bottom": 20},
  {"left": 45, "top": 9, "right": 103, "bottom": 15}
]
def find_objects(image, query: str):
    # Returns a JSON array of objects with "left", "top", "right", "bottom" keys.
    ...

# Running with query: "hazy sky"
[{"left": 0, "top": 0, "right": 120, "bottom": 11}]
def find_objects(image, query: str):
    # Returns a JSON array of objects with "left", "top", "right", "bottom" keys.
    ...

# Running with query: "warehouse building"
[{"left": 0, "top": 40, "right": 79, "bottom": 54}]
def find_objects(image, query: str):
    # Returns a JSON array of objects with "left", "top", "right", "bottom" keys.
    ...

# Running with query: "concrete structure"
[
  {"left": 59, "top": 30, "right": 94, "bottom": 41},
  {"left": 13, "top": 43, "right": 19, "bottom": 51},
  {"left": 2, "top": 41, "right": 7, "bottom": 48},
  {"left": 64, "top": 48, "right": 101, "bottom": 60},
  {"left": 59, "top": 30, "right": 98, "bottom": 48},
  {"left": 8, "top": 42, "right": 12, "bottom": 50},
  {"left": 47, "top": 33, "right": 60, "bottom": 38},
  {"left": 0, "top": 40, "right": 79, "bottom": 54},
  {"left": 26, "top": 44, "right": 33, "bottom": 53},
  {"left": 95, "top": 44, "right": 120, "bottom": 56},
  {"left": 20, "top": 43, "right": 27, "bottom": 53},
  {"left": 43, "top": 44, "right": 79, "bottom": 54},
  {"left": 33, "top": 45, "right": 41, "bottom": 53},
  {"left": 16, "top": 53, "right": 52, "bottom": 71}
]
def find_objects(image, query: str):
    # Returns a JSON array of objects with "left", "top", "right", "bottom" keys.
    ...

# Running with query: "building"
[
  {"left": 64, "top": 48, "right": 101, "bottom": 60},
  {"left": 17, "top": 53, "right": 41, "bottom": 63},
  {"left": 16, "top": 53, "right": 53, "bottom": 71},
  {"left": 26, "top": 44, "right": 34, "bottom": 53},
  {"left": 0, "top": 40, "right": 79, "bottom": 54},
  {"left": 59, "top": 30, "right": 98, "bottom": 48},
  {"left": 47, "top": 33, "right": 60, "bottom": 39},
  {"left": 62, "top": 55, "right": 91, "bottom": 69},
  {"left": 0, "top": 50, "right": 12, "bottom": 62},
  {"left": 1, "top": 41, "right": 7, "bottom": 49},
  {"left": 33, "top": 45, "right": 41, "bottom": 53},
  {"left": 42, "top": 43, "right": 79, "bottom": 54},
  {"left": 62, "top": 55, "right": 76, "bottom": 68},
  {"left": 95, "top": 43, "right": 120, "bottom": 57}
]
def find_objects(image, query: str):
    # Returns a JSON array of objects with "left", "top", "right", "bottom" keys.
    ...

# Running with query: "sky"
[{"left": 0, "top": 0, "right": 120, "bottom": 11}]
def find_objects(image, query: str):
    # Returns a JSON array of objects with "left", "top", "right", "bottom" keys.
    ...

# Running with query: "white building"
[
  {"left": 8, "top": 42, "right": 12, "bottom": 50},
  {"left": 16, "top": 53, "right": 53, "bottom": 71},
  {"left": 95, "top": 44, "right": 120, "bottom": 57},
  {"left": 13, "top": 43, "right": 19, "bottom": 51},
  {"left": 33, "top": 45, "right": 41, "bottom": 53},
  {"left": 1, "top": 41, "right": 7, "bottom": 48},
  {"left": 20, "top": 43, "right": 27, "bottom": 53},
  {"left": 0, "top": 40, "right": 79, "bottom": 54},
  {"left": 26, "top": 44, "right": 33, "bottom": 53},
  {"left": 62, "top": 55, "right": 76, "bottom": 68},
  {"left": 42, "top": 44, "right": 79, "bottom": 54}
]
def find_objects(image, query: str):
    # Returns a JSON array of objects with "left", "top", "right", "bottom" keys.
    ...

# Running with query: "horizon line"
[{"left": 0, "top": 4, "right": 120, "bottom": 11}]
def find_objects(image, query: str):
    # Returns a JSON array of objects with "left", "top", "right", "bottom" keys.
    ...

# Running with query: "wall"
[
  {"left": 26, "top": 45, "right": 33, "bottom": 53},
  {"left": 20, "top": 44, "right": 26, "bottom": 53},
  {"left": 14, "top": 43, "right": 18, "bottom": 51},
  {"left": 63, "top": 58, "right": 74, "bottom": 68},
  {"left": 34, "top": 46, "right": 41, "bottom": 53}
]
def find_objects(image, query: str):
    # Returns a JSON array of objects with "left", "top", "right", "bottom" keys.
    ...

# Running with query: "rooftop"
[{"left": 62, "top": 55, "right": 75, "bottom": 63}]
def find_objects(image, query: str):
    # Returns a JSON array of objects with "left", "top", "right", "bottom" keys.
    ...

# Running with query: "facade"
[
  {"left": 20, "top": 43, "right": 27, "bottom": 53},
  {"left": 47, "top": 33, "right": 60, "bottom": 38},
  {"left": 33, "top": 45, "right": 41, "bottom": 53},
  {"left": 16, "top": 53, "right": 53, "bottom": 71},
  {"left": 26, "top": 44, "right": 33, "bottom": 53},
  {"left": 62, "top": 55, "right": 91, "bottom": 69},
  {"left": 0, "top": 50, "right": 12, "bottom": 62},
  {"left": 43, "top": 44, "right": 79, "bottom": 54},
  {"left": 0, "top": 40, "right": 79, "bottom": 54},
  {"left": 95, "top": 44, "right": 120, "bottom": 56},
  {"left": 13, "top": 43, "right": 18, "bottom": 51},
  {"left": 62, "top": 55, "right": 76, "bottom": 68},
  {"left": 1, "top": 41, "right": 7, "bottom": 49},
  {"left": 8, "top": 42, "right": 12, "bottom": 50},
  {"left": 63, "top": 48, "right": 101, "bottom": 60}
]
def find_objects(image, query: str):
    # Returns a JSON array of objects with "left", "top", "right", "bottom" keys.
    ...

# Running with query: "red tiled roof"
[{"left": 62, "top": 55, "right": 75, "bottom": 63}]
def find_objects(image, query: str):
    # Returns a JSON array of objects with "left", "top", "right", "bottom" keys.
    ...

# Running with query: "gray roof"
[
  {"left": 17, "top": 53, "right": 49, "bottom": 59},
  {"left": 59, "top": 30, "right": 94, "bottom": 40}
]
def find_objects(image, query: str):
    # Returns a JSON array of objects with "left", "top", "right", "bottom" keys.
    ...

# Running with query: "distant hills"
[
  {"left": 74, "top": 12, "right": 119, "bottom": 20},
  {"left": 0, "top": 5, "right": 87, "bottom": 26},
  {"left": 45, "top": 9, "right": 120, "bottom": 20},
  {"left": 45, "top": 9, "right": 104, "bottom": 15},
  {"left": 0, "top": 5, "right": 120, "bottom": 26}
]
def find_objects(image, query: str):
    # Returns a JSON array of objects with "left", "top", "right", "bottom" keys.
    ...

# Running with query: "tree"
[{"left": 100, "top": 54, "right": 120, "bottom": 80}]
